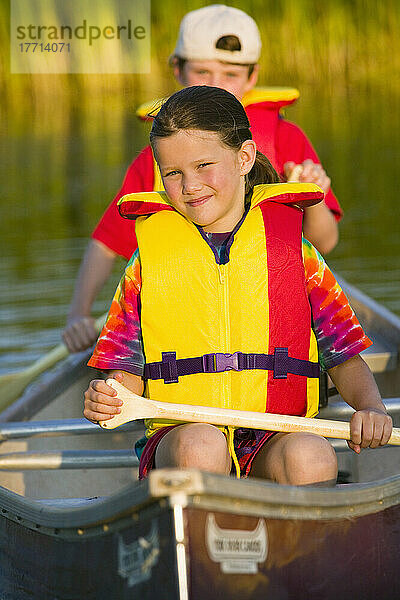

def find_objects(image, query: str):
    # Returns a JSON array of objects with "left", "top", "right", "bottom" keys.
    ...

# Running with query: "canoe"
[
  {"left": 0, "top": 277, "right": 399, "bottom": 598},
  {"left": 1, "top": 468, "right": 399, "bottom": 599}
]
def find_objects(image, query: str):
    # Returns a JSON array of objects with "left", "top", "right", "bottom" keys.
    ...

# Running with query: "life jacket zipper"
[{"left": 217, "top": 264, "right": 231, "bottom": 409}]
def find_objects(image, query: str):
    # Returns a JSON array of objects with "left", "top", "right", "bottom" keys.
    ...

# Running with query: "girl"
[{"left": 84, "top": 86, "right": 392, "bottom": 486}]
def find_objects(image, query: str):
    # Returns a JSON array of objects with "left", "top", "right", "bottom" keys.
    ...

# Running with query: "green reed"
[{"left": 1, "top": 0, "right": 399, "bottom": 113}]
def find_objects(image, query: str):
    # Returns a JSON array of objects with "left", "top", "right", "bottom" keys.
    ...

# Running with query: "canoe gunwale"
[
  {"left": 0, "top": 469, "right": 399, "bottom": 540},
  {"left": 0, "top": 477, "right": 151, "bottom": 539},
  {"left": 320, "top": 396, "right": 400, "bottom": 421},
  {"left": 149, "top": 469, "right": 400, "bottom": 520}
]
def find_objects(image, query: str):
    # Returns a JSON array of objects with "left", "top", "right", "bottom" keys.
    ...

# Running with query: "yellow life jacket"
[
  {"left": 135, "top": 86, "right": 299, "bottom": 120},
  {"left": 118, "top": 183, "right": 323, "bottom": 437}
]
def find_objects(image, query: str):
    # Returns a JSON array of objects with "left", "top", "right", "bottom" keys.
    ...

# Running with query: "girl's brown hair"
[{"left": 150, "top": 86, "right": 279, "bottom": 194}]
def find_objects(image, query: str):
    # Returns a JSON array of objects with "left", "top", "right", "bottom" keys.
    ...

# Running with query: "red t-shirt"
[{"left": 93, "top": 113, "right": 342, "bottom": 260}]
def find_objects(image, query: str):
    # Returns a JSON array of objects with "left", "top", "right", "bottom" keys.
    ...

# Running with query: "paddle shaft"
[
  {"left": 27, "top": 313, "right": 107, "bottom": 379},
  {"left": 99, "top": 381, "right": 400, "bottom": 446}
]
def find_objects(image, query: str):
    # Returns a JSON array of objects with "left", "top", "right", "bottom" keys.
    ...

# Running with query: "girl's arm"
[
  {"left": 84, "top": 371, "right": 144, "bottom": 423},
  {"left": 328, "top": 354, "right": 393, "bottom": 453}
]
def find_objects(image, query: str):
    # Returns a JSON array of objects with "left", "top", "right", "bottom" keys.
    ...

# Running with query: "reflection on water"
[
  {"left": 0, "top": 86, "right": 399, "bottom": 374},
  {"left": 0, "top": 96, "right": 147, "bottom": 374}
]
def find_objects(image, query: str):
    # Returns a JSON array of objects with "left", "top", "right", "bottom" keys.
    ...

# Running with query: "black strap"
[{"left": 144, "top": 348, "right": 320, "bottom": 384}]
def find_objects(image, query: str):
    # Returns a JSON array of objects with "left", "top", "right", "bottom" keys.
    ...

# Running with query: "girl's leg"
[
  {"left": 250, "top": 432, "right": 338, "bottom": 486},
  {"left": 155, "top": 423, "right": 231, "bottom": 475}
]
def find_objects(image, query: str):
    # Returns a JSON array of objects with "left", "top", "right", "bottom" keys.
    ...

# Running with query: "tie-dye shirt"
[{"left": 88, "top": 237, "right": 371, "bottom": 374}]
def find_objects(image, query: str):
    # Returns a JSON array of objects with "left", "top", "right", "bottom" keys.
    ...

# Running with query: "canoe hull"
[
  {"left": 1, "top": 469, "right": 399, "bottom": 600},
  {"left": 185, "top": 505, "right": 400, "bottom": 600},
  {"left": 0, "top": 503, "right": 179, "bottom": 599}
]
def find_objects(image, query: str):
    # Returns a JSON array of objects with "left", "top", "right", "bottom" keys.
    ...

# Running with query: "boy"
[{"left": 63, "top": 5, "right": 342, "bottom": 353}]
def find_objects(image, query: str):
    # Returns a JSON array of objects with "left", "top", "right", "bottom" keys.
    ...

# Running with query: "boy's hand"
[
  {"left": 84, "top": 372, "right": 124, "bottom": 424},
  {"left": 63, "top": 315, "right": 98, "bottom": 353},
  {"left": 348, "top": 408, "right": 393, "bottom": 454},
  {"left": 284, "top": 159, "right": 331, "bottom": 193}
]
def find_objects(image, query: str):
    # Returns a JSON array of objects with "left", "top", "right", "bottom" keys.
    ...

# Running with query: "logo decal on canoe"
[
  {"left": 118, "top": 520, "right": 160, "bottom": 587},
  {"left": 206, "top": 514, "right": 268, "bottom": 574}
]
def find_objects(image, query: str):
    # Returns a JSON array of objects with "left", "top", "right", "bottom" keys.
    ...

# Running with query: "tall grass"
[{"left": 1, "top": 0, "right": 399, "bottom": 115}]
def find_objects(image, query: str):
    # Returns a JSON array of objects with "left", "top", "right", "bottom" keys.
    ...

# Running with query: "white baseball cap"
[{"left": 173, "top": 4, "right": 262, "bottom": 64}]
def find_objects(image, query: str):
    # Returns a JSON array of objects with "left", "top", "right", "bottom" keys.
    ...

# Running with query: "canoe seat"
[{"left": 361, "top": 332, "right": 398, "bottom": 373}]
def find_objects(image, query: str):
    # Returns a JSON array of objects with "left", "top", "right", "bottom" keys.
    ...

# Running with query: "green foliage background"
[{"left": 1, "top": 0, "right": 399, "bottom": 113}]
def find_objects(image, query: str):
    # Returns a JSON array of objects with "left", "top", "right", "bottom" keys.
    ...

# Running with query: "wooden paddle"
[
  {"left": 99, "top": 380, "right": 400, "bottom": 445},
  {"left": 0, "top": 313, "right": 108, "bottom": 411}
]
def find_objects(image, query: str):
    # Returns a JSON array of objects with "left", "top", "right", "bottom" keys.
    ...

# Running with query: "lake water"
[{"left": 1, "top": 84, "right": 399, "bottom": 375}]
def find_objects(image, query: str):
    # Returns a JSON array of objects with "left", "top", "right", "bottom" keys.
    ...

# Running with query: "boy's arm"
[
  {"left": 302, "top": 201, "right": 338, "bottom": 256},
  {"left": 328, "top": 354, "right": 393, "bottom": 453},
  {"left": 63, "top": 240, "right": 117, "bottom": 353},
  {"left": 84, "top": 371, "right": 144, "bottom": 423}
]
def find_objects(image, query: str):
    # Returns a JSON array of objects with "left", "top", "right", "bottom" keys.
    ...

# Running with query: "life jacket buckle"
[{"left": 213, "top": 352, "right": 240, "bottom": 372}]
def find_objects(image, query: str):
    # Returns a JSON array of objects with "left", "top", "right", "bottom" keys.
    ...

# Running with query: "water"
[{"left": 1, "top": 84, "right": 399, "bottom": 375}]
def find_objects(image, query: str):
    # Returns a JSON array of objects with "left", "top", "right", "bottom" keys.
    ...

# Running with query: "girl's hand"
[
  {"left": 348, "top": 408, "right": 393, "bottom": 454},
  {"left": 83, "top": 372, "right": 124, "bottom": 423}
]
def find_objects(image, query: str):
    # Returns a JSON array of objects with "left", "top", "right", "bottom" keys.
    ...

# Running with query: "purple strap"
[{"left": 144, "top": 348, "right": 320, "bottom": 384}]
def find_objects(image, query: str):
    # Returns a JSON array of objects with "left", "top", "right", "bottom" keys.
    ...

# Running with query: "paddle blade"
[
  {"left": 0, "top": 374, "right": 36, "bottom": 412},
  {"left": 0, "top": 343, "right": 72, "bottom": 412}
]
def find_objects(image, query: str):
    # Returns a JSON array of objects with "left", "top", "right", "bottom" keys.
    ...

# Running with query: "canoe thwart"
[
  {"left": 0, "top": 449, "right": 138, "bottom": 471},
  {"left": 0, "top": 418, "right": 144, "bottom": 443}
]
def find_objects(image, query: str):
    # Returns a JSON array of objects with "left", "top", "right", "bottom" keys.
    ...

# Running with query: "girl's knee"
[
  {"left": 282, "top": 433, "right": 338, "bottom": 484},
  {"left": 156, "top": 423, "right": 230, "bottom": 474}
]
